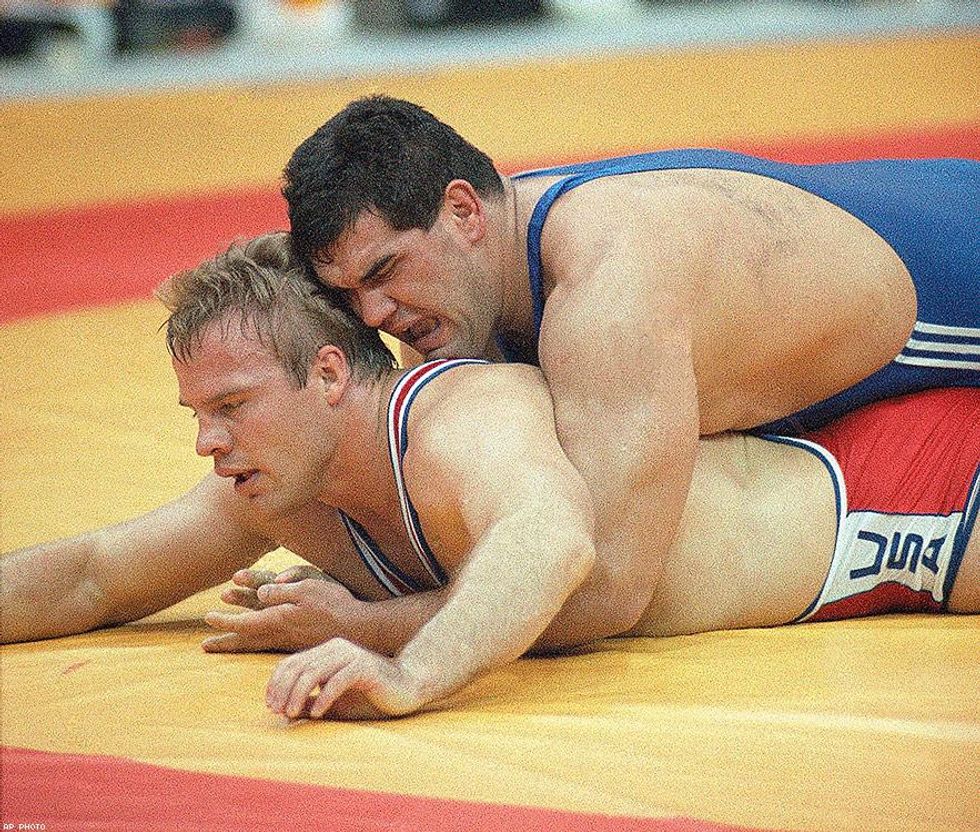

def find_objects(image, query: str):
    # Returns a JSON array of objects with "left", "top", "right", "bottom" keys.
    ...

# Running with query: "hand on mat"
[
  {"left": 202, "top": 574, "right": 364, "bottom": 654},
  {"left": 266, "top": 638, "right": 425, "bottom": 721}
]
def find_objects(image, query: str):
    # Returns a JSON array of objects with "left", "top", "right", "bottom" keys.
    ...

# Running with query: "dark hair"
[
  {"left": 283, "top": 95, "right": 504, "bottom": 269},
  {"left": 157, "top": 232, "right": 395, "bottom": 385}
]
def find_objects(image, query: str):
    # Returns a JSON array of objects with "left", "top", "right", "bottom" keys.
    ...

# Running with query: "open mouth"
[
  {"left": 233, "top": 470, "right": 258, "bottom": 489},
  {"left": 403, "top": 318, "right": 441, "bottom": 352}
]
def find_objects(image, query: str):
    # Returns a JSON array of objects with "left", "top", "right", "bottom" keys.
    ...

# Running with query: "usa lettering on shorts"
[{"left": 827, "top": 509, "right": 962, "bottom": 606}]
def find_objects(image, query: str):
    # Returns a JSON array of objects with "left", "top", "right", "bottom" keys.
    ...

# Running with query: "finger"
[
  {"left": 256, "top": 582, "right": 302, "bottom": 606},
  {"left": 275, "top": 565, "right": 325, "bottom": 583},
  {"left": 233, "top": 569, "right": 277, "bottom": 589},
  {"left": 204, "top": 610, "right": 241, "bottom": 632},
  {"left": 206, "top": 608, "right": 294, "bottom": 649},
  {"left": 266, "top": 654, "right": 311, "bottom": 713},
  {"left": 220, "top": 586, "right": 262, "bottom": 610},
  {"left": 268, "top": 659, "right": 312, "bottom": 715},
  {"left": 308, "top": 663, "right": 363, "bottom": 719},
  {"left": 285, "top": 668, "right": 336, "bottom": 719},
  {"left": 267, "top": 642, "right": 352, "bottom": 715},
  {"left": 201, "top": 632, "right": 248, "bottom": 653},
  {"left": 205, "top": 610, "right": 269, "bottom": 635}
]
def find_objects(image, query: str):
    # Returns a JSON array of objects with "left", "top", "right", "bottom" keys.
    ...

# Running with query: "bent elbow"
[
  {"left": 553, "top": 525, "right": 596, "bottom": 592},
  {"left": 586, "top": 597, "right": 646, "bottom": 640},
  {"left": 75, "top": 574, "right": 117, "bottom": 631},
  {"left": 571, "top": 537, "right": 598, "bottom": 587},
  {"left": 591, "top": 573, "right": 655, "bottom": 638},
  {"left": 610, "top": 595, "right": 648, "bottom": 634}
]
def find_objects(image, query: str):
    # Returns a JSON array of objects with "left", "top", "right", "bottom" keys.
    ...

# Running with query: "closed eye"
[
  {"left": 362, "top": 267, "right": 391, "bottom": 288},
  {"left": 360, "top": 254, "right": 396, "bottom": 289}
]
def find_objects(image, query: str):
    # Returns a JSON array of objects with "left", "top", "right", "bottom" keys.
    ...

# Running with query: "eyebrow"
[{"left": 358, "top": 253, "right": 396, "bottom": 287}]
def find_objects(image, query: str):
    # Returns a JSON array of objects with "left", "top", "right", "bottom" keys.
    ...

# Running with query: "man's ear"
[
  {"left": 443, "top": 179, "right": 486, "bottom": 243},
  {"left": 312, "top": 345, "right": 352, "bottom": 405}
]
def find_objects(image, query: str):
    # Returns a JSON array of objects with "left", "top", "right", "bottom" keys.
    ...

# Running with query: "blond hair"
[{"left": 157, "top": 232, "right": 394, "bottom": 386}]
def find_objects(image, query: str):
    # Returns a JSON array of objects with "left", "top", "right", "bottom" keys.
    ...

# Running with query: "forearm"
[
  {"left": 0, "top": 536, "right": 109, "bottom": 644},
  {"left": 530, "top": 530, "right": 662, "bottom": 653},
  {"left": 396, "top": 518, "right": 596, "bottom": 703},
  {"left": 519, "top": 407, "right": 695, "bottom": 651},
  {"left": 546, "top": 352, "right": 699, "bottom": 634},
  {"left": 543, "top": 458, "right": 694, "bottom": 645},
  {"left": 352, "top": 588, "right": 450, "bottom": 656}
]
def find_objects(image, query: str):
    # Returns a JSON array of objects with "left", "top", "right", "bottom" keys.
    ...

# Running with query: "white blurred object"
[
  {"left": 236, "top": 0, "right": 351, "bottom": 47},
  {"left": 547, "top": 0, "right": 639, "bottom": 22}
]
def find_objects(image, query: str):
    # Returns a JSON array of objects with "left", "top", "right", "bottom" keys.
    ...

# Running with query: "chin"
[
  {"left": 267, "top": 485, "right": 321, "bottom": 517},
  {"left": 246, "top": 488, "right": 292, "bottom": 517},
  {"left": 243, "top": 492, "right": 277, "bottom": 516}
]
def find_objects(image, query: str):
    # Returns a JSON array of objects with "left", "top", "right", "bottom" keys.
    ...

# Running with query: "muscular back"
[{"left": 532, "top": 168, "right": 917, "bottom": 433}]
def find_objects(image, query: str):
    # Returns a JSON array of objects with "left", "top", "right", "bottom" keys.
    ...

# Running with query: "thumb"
[{"left": 233, "top": 569, "right": 277, "bottom": 589}]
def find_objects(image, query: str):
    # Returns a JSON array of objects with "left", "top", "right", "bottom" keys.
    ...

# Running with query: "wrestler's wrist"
[
  {"left": 391, "top": 653, "right": 447, "bottom": 709},
  {"left": 348, "top": 601, "right": 395, "bottom": 655}
]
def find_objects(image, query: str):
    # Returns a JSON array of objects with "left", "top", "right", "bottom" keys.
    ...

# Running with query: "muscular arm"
[
  {"left": 534, "top": 213, "right": 702, "bottom": 645},
  {"left": 405, "top": 368, "right": 596, "bottom": 691},
  {"left": 0, "top": 474, "right": 275, "bottom": 644},
  {"left": 349, "top": 588, "right": 451, "bottom": 655},
  {"left": 265, "top": 366, "right": 597, "bottom": 718}
]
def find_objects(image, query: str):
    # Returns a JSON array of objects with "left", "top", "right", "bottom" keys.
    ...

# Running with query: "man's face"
[
  {"left": 174, "top": 319, "right": 336, "bottom": 514},
  {"left": 314, "top": 208, "right": 497, "bottom": 359}
]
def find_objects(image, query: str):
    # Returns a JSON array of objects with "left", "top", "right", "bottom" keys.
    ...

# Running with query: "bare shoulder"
[
  {"left": 398, "top": 361, "right": 590, "bottom": 558},
  {"left": 399, "top": 363, "right": 564, "bottom": 515},
  {"left": 539, "top": 174, "right": 724, "bottom": 281},
  {"left": 533, "top": 174, "right": 746, "bottom": 368},
  {"left": 406, "top": 362, "right": 553, "bottom": 452}
]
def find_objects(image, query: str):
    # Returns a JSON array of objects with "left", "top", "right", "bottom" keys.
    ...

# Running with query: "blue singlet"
[{"left": 507, "top": 150, "right": 980, "bottom": 433}]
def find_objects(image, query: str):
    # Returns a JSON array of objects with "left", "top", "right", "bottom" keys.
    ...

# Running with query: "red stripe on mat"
[
  {"left": 0, "top": 185, "right": 288, "bottom": 324},
  {"left": 1, "top": 746, "right": 773, "bottom": 832},
  {"left": 731, "top": 122, "right": 980, "bottom": 165},
  {"left": 0, "top": 123, "right": 976, "bottom": 323}
]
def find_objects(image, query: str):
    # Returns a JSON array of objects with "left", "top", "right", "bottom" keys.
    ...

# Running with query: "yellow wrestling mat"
[{"left": 2, "top": 30, "right": 979, "bottom": 831}]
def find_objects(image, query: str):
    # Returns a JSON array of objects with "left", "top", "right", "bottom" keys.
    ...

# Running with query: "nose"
[
  {"left": 355, "top": 287, "right": 397, "bottom": 329},
  {"left": 196, "top": 416, "right": 232, "bottom": 458}
]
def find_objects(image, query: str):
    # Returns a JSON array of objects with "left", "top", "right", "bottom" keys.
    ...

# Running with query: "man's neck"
[
  {"left": 315, "top": 368, "right": 403, "bottom": 522},
  {"left": 489, "top": 176, "right": 537, "bottom": 353}
]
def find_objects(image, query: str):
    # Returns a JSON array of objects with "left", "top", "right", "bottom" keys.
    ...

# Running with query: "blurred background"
[
  {"left": 1, "top": 10, "right": 977, "bottom": 828},
  {"left": 2, "top": 0, "right": 978, "bottom": 93},
  {"left": 0, "top": 0, "right": 977, "bottom": 323}
]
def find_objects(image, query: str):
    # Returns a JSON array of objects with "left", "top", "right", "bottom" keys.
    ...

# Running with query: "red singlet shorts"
[{"left": 765, "top": 387, "right": 980, "bottom": 623}]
